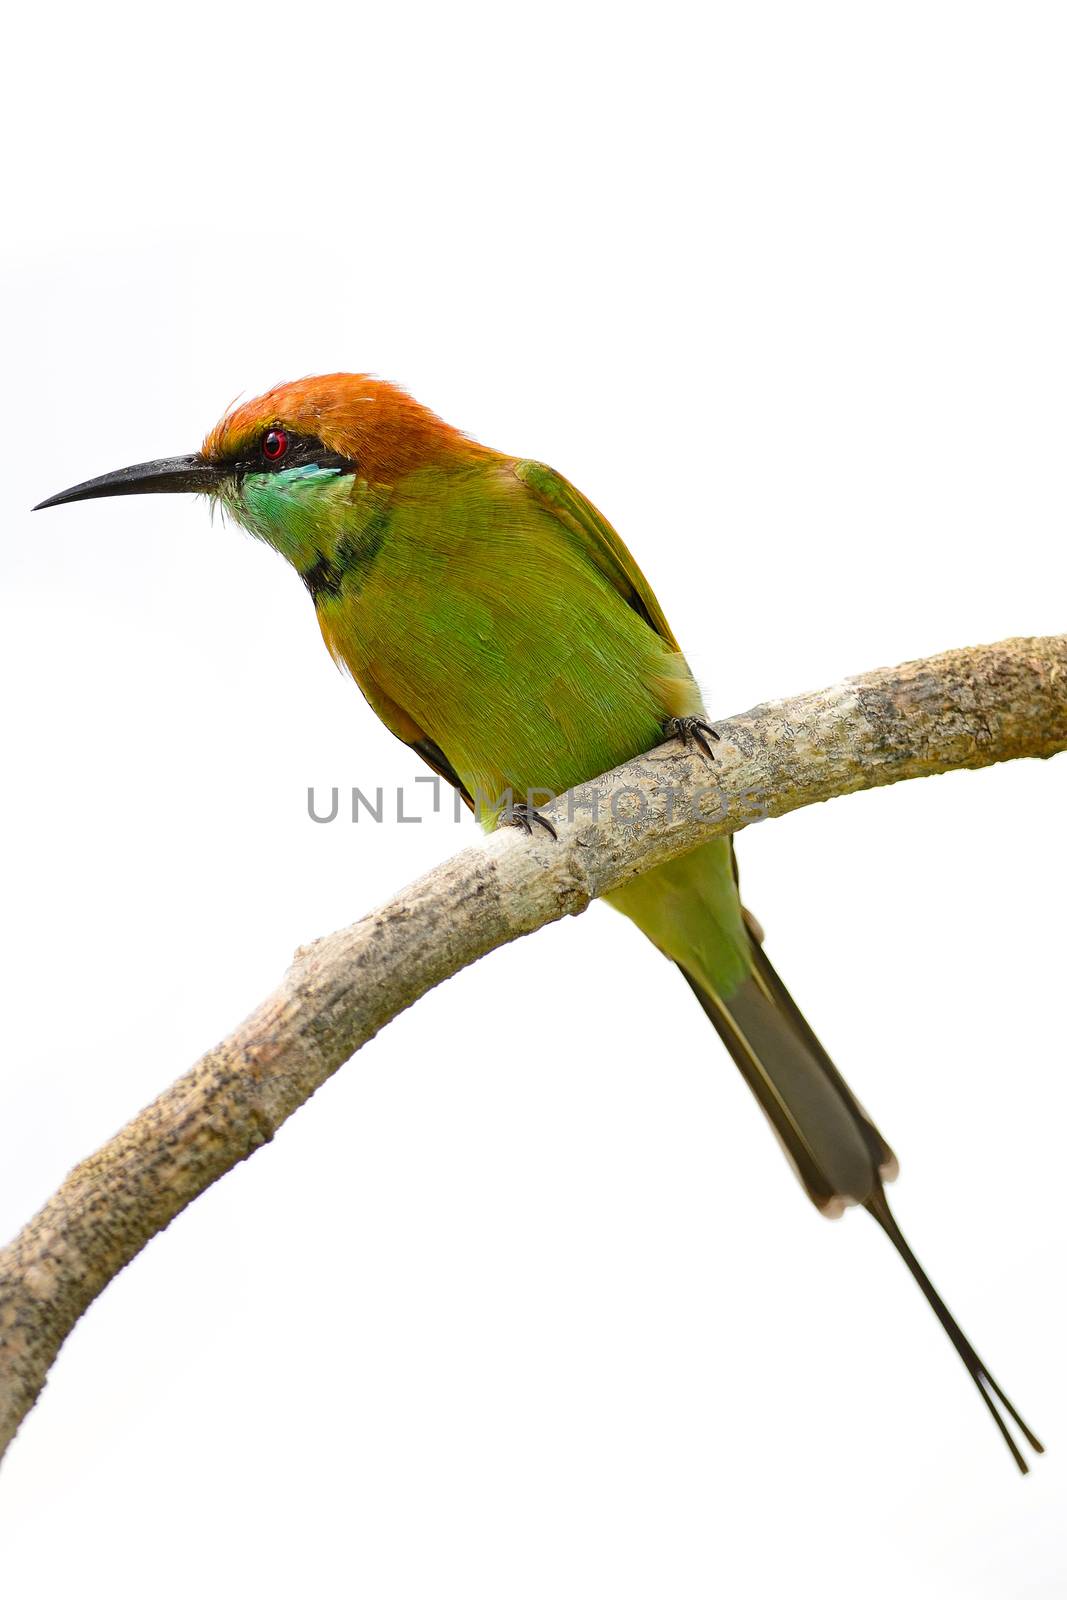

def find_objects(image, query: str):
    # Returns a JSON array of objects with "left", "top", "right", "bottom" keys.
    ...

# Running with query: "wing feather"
[{"left": 513, "top": 460, "right": 681, "bottom": 650}]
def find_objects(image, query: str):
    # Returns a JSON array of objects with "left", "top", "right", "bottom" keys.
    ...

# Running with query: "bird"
[{"left": 36, "top": 372, "right": 1042, "bottom": 1471}]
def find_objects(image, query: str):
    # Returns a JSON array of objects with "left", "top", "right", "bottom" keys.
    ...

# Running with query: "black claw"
[
  {"left": 503, "top": 801, "right": 558, "bottom": 840},
  {"left": 666, "top": 716, "right": 720, "bottom": 762}
]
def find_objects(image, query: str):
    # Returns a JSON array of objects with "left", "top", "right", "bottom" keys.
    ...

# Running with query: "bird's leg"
[
  {"left": 665, "top": 715, "right": 720, "bottom": 762},
  {"left": 497, "top": 791, "right": 558, "bottom": 840}
]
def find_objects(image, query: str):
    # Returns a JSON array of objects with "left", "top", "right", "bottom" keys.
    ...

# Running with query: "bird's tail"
[
  {"left": 683, "top": 928, "right": 1044, "bottom": 1472},
  {"left": 679, "top": 931, "right": 898, "bottom": 1218}
]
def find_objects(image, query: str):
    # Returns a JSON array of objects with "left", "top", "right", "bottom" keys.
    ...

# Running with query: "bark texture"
[{"left": 1, "top": 634, "right": 1064, "bottom": 1461}]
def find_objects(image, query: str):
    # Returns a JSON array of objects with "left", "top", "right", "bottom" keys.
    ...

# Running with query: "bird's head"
[{"left": 35, "top": 374, "right": 485, "bottom": 561}]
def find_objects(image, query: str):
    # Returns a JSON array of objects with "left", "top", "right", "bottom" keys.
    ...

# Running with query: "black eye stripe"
[{"left": 234, "top": 431, "right": 356, "bottom": 477}]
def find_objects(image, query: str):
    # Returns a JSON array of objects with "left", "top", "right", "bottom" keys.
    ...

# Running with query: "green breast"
[{"left": 310, "top": 463, "right": 698, "bottom": 816}]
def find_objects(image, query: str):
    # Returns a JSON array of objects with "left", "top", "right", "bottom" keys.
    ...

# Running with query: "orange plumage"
[{"left": 202, "top": 373, "right": 487, "bottom": 481}]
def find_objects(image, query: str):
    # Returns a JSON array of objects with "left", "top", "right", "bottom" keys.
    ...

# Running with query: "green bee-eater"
[{"left": 36, "top": 373, "right": 1042, "bottom": 1470}]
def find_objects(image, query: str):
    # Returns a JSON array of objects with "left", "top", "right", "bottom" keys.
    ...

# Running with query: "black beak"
[{"left": 34, "top": 454, "right": 223, "bottom": 511}]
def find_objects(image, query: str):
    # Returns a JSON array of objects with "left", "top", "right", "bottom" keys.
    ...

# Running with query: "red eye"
[{"left": 262, "top": 428, "right": 288, "bottom": 461}]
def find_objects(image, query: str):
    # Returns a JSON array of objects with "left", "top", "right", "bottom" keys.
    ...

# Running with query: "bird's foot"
[
  {"left": 500, "top": 799, "right": 558, "bottom": 840},
  {"left": 665, "top": 715, "right": 720, "bottom": 762}
]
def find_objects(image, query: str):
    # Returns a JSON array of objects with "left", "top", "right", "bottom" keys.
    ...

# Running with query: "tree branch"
[{"left": 1, "top": 634, "right": 1065, "bottom": 1461}]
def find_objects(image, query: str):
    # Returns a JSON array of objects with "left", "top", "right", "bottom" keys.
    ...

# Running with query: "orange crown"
[{"left": 202, "top": 374, "right": 488, "bottom": 480}]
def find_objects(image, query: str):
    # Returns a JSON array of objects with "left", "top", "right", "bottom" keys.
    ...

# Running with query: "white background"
[{"left": 2, "top": 4, "right": 1065, "bottom": 1595}]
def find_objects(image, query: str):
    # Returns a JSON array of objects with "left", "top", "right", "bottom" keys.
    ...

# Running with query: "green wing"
[{"left": 513, "top": 459, "right": 681, "bottom": 650}]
